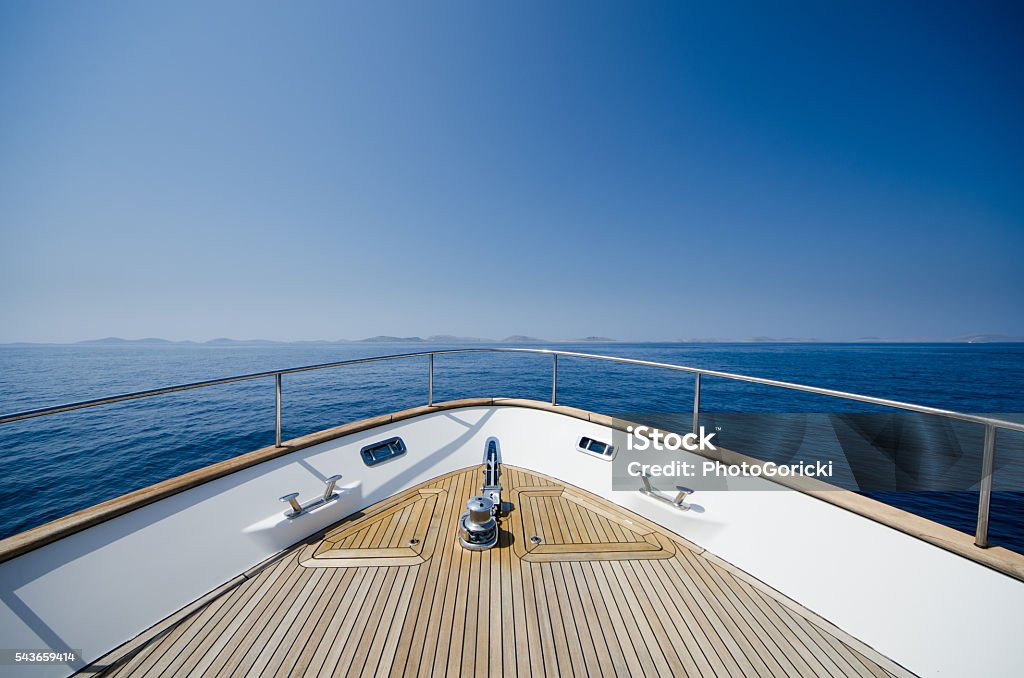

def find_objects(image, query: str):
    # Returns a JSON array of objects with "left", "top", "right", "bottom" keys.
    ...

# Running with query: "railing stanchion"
[
  {"left": 551, "top": 354, "right": 558, "bottom": 405},
  {"left": 428, "top": 353, "right": 434, "bottom": 406},
  {"left": 692, "top": 372, "right": 701, "bottom": 435},
  {"left": 275, "top": 374, "right": 282, "bottom": 448},
  {"left": 975, "top": 424, "right": 996, "bottom": 548}
]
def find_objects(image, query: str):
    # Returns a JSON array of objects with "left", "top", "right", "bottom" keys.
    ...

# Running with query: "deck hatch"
[
  {"left": 577, "top": 435, "right": 615, "bottom": 458},
  {"left": 359, "top": 436, "right": 407, "bottom": 466}
]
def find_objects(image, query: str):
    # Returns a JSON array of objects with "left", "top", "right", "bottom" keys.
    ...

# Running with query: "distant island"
[
  {"left": 4, "top": 334, "right": 1024, "bottom": 346},
  {"left": 9, "top": 335, "right": 573, "bottom": 346}
]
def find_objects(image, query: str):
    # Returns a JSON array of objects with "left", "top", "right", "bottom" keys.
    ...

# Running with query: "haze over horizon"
[
  {"left": 6, "top": 332, "right": 1024, "bottom": 347},
  {"left": 2, "top": 2, "right": 1022, "bottom": 344}
]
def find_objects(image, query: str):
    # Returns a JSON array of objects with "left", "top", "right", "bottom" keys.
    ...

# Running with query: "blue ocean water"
[{"left": 0, "top": 342, "right": 1022, "bottom": 551}]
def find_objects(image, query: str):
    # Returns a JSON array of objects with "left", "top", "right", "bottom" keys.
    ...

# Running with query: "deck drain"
[
  {"left": 408, "top": 538, "right": 420, "bottom": 545},
  {"left": 530, "top": 535, "right": 543, "bottom": 544}
]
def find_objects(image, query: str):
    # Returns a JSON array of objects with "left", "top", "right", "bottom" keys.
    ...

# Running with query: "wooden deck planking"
[{"left": 86, "top": 465, "right": 910, "bottom": 677}]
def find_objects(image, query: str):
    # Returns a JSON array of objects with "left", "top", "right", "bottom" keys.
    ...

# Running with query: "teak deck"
[{"left": 83, "top": 465, "right": 910, "bottom": 677}]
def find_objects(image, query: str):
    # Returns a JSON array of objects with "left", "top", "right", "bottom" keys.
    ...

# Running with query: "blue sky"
[{"left": 1, "top": 1, "right": 1021, "bottom": 342}]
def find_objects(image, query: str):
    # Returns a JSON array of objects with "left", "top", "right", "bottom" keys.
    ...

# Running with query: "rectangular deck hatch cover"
[{"left": 360, "top": 436, "right": 406, "bottom": 466}]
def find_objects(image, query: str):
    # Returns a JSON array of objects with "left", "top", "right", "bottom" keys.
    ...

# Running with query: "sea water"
[{"left": 1, "top": 342, "right": 1021, "bottom": 550}]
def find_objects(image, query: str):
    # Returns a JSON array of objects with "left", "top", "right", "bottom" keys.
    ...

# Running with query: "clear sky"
[{"left": 1, "top": 1, "right": 1021, "bottom": 342}]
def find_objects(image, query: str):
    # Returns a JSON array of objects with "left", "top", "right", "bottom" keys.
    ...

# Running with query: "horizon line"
[{"left": 3, "top": 333, "right": 1024, "bottom": 346}]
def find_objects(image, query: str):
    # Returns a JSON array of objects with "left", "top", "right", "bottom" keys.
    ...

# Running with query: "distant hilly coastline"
[
  {"left": 4, "top": 334, "right": 1024, "bottom": 346},
  {"left": 7, "top": 335, "right": 585, "bottom": 347}
]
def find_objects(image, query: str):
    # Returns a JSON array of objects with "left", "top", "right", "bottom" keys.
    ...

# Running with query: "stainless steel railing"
[{"left": 2, "top": 347, "right": 1022, "bottom": 547}]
